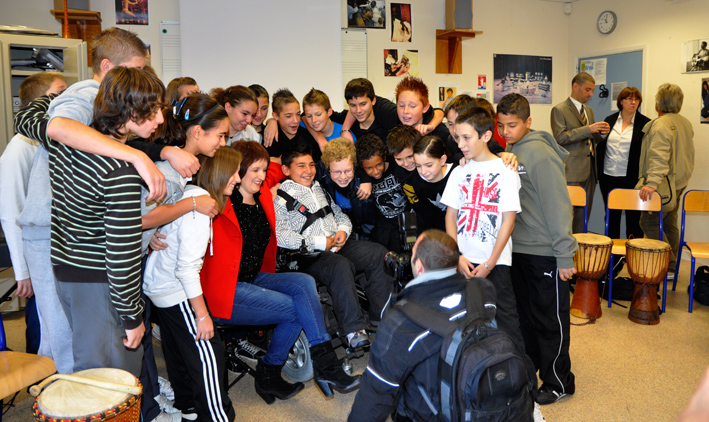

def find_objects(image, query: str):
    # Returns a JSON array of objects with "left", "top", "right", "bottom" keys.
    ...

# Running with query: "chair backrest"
[
  {"left": 607, "top": 188, "right": 661, "bottom": 212},
  {"left": 683, "top": 190, "right": 709, "bottom": 213},
  {"left": 567, "top": 185, "right": 588, "bottom": 233},
  {"left": 567, "top": 185, "right": 587, "bottom": 207}
]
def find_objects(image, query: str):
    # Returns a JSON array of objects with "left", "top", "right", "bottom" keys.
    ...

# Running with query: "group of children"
[{"left": 1, "top": 25, "right": 581, "bottom": 422}]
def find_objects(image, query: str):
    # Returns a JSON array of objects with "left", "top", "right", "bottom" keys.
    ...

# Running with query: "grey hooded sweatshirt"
[{"left": 507, "top": 129, "right": 578, "bottom": 269}]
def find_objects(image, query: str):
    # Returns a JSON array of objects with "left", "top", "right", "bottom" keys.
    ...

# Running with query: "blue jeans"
[{"left": 213, "top": 272, "right": 330, "bottom": 366}]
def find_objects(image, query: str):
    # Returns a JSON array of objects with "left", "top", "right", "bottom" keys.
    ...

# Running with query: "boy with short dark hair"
[
  {"left": 332, "top": 78, "right": 443, "bottom": 144},
  {"left": 386, "top": 125, "right": 420, "bottom": 174},
  {"left": 275, "top": 142, "right": 394, "bottom": 348},
  {"left": 267, "top": 88, "right": 322, "bottom": 162},
  {"left": 356, "top": 134, "right": 408, "bottom": 252},
  {"left": 496, "top": 93, "right": 578, "bottom": 406},
  {"left": 441, "top": 107, "right": 530, "bottom": 387}
]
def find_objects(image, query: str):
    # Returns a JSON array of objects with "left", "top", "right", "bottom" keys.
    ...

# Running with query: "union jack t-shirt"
[{"left": 441, "top": 158, "right": 521, "bottom": 266}]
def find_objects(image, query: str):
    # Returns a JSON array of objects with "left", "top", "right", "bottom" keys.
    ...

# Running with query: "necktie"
[
  {"left": 580, "top": 105, "right": 594, "bottom": 156},
  {"left": 580, "top": 105, "right": 588, "bottom": 126}
]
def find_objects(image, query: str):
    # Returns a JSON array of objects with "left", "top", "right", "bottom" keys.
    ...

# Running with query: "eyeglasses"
[
  {"left": 623, "top": 97, "right": 639, "bottom": 103},
  {"left": 330, "top": 169, "right": 354, "bottom": 177}
]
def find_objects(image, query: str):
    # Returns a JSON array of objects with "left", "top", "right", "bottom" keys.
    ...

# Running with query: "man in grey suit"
[{"left": 551, "top": 73, "right": 610, "bottom": 233}]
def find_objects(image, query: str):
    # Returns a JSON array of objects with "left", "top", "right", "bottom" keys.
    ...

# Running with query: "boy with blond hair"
[{"left": 302, "top": 88, "right": 356, "bottom": 147}]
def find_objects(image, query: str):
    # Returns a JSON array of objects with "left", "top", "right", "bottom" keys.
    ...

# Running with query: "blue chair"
[
  {"left": 673, "top": 190, "right": 709, "bottom": 313},
  {"left": 605, "top": 189, "right": 667, "bottom": 311}
]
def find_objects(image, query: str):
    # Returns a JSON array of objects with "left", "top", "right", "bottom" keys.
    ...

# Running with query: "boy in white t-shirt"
[{"left": 441, "top": 107, "right": 528, "bottom": 364}]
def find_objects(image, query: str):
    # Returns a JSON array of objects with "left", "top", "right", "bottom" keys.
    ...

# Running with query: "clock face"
[{"left": 598, "top": 11, "right": 617, "bottom": 34}]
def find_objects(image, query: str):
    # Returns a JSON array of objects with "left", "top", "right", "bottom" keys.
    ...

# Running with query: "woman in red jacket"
[{"left": 201, "top": 141, "right": 359, "bottom": 404}]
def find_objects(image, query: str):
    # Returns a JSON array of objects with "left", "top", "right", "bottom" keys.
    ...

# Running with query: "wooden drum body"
[
  {"left": 34, "top": 368, "right": 142, "bottom": 421},
  {"left": 626, "top": 238, "right": 671, "bottom": 325},
  {"left": 570, "top": 233, "right": 612, "bottom": 320}
]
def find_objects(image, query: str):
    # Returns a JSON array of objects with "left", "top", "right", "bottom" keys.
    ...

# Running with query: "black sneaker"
[
  {"left": 234, "top": 339, "right": 266, "bottom": 360},
  {"left": 536, "top": 384, "right": 572, "bottom": 405}
]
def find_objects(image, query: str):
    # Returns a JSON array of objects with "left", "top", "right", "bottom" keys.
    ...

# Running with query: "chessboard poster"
[
  {"left": 116, "top": 0, "right": 149, "bottom": 25},
  {"left": 493, "top": 54, "right": 552, "bottom": 104}
]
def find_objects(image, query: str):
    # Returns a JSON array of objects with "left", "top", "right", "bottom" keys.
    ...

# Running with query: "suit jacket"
[
  {"left": 596, "top": 111, "right": 651, "bottom": 181},
  {"left": 550, "top": 98, "right": 602, "bottom": 183}
]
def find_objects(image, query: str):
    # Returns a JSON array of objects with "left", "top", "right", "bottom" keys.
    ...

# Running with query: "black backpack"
[
  {"left": 690, "top": 266, "right": 709, "bottom": 306},
  {"left": 395, "top": 278, "right": 533, "bottom": 422}
]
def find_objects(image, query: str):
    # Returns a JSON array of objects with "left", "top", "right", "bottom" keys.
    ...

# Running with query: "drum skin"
[
  {"left": 570, "top": 233, "right": 612, "bottom": 320},
  {"left": 34, "top": 368, "right": 141, "bottom": 421},
  {"left": 626, "top": 238, "right": 671, "bottom": 325}
]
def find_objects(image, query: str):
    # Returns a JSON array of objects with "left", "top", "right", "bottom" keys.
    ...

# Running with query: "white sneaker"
[
  {"left": 155, "top": 393, "right": 180, "bottom": 414},
  {"left": 158, "top": 376, "right": 175, "bottom": 400},
  {"left": 533, "top": 402, "right": 546, "bottom": 422},
  {"left": 150, "top": 411, "right": 182, "bottom": 422}
]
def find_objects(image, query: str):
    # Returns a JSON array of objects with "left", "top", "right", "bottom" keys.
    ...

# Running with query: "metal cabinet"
[{"left": 0, "top": 33, "right": 88, "bottom": 153}]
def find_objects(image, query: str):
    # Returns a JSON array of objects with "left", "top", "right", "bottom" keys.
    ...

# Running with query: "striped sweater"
[{"left": 14, "top": 92, "right": 144, "bottom": 328}]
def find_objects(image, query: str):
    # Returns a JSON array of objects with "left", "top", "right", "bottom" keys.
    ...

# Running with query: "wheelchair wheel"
[{"left": 282, "top": 330, "right": 313, "bottom": 382}]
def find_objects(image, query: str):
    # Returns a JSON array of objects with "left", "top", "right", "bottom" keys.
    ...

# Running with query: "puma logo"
[{"left": 543, "top": 271, "right": 553, "bottom": 277}]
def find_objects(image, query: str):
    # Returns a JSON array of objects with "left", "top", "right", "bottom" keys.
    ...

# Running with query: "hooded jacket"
[{"left": 507, "top": 130, "right": 577, "bottom": 269}]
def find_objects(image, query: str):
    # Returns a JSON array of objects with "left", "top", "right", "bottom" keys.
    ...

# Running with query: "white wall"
[
  {"left": 0, "top": 0, "right": 180, "bottom": 79},
  {"left": 179, "top": 0, "right": 342, "bottom": 109},
  {"left": 362, "top": 0, "right": 570, "bottom": 134}
]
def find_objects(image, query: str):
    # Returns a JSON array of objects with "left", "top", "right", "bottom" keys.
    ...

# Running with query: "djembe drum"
[
  {"left": 570, "top": 233, "right": 612, "bottom": 320},
  {"left": 625, "top": 238, "right": 671, "bottom": 325},
  {"left": 33, "top": 368, "right": 142, "bottom": 421}
]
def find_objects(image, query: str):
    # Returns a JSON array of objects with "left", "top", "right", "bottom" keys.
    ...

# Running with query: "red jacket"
[{"left": 200, "top": 184, "right": 277, "bottom": 319}]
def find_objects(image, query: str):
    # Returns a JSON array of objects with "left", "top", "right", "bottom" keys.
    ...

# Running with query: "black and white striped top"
[{"left": 14, "top": 94, "right": 144, "bottom": 328}]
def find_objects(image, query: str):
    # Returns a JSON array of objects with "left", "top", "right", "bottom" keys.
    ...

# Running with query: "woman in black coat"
[{"left": 597, "top": 87, "right": 650, "bottom": 240}]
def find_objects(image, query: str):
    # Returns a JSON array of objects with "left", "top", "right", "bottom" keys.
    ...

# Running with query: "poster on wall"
[
  {"left": 347, "top": 0, "right": 386, "bottom": 29},
  {"left": 115, "top": 0, "right": 149, "bottom": 25},
  {"left": 682, "top": 38, "right": 709, "bottom": 73},
  {"left": 609, "top": 81, "right": 627, "bottom": 111},
  {"left": 391, "top": 3, "right": 412, "bottom": 42},
  {"left": 384, "top": 49, "right": 419, "bottom": 77},
  {"left": 437, "top": 84, "right": 458, "bottom": 109},
  {"left": 580, "top": 58, "right": 607, "bottom": 85},
  {"left": 702, "top": 78, "right": 709, "bottom": 123},
  {"left": 493, "top": 54, "right": 552, "bottom": 104}
]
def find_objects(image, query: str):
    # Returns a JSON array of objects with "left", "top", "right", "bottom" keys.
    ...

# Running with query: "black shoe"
[
  {"left": 234, "top": 339, "right": 266, "bottom": 360},
  {"left": 254, "top": 360, "right": 304, "bottom": 404},
  {"left": 536, "top": 384, "right": 573, "bottom": 405},
  {"left": 310, "top": 341, "right": 361, "bottom": 398}
]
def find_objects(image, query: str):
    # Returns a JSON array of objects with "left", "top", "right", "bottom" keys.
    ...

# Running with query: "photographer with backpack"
[{"left": 348, "top": 229, "right": 535, "bottom": 422}]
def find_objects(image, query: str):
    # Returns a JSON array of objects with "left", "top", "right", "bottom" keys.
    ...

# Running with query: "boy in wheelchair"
[{"left": 274, "top": 142, "right": 395, "bottom": 349}]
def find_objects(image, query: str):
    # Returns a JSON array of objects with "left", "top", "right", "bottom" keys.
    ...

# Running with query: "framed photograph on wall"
[
  {"left": 116, "top": 0, "right": 149, "bottom": 25},
  {"left": 682, "top": 38, "right": 709, "bottom": 73},
  {"left": 347, "top": 0, "right": 386, "bottom": 29},
  {"left": 391, "top": 3, "right": 412, "bottom": 42},
  {"left": 384, "top": 49, "right": 419, "bottom": 77},
  {"left": 436, "top": 83, "right": 458, "bottom": 109},
  {"left": 702, "top": 78, "right": 709, "bottom": 123},
  {"left": 493, "top": 54, "right": 552, "bottom": 104}
]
